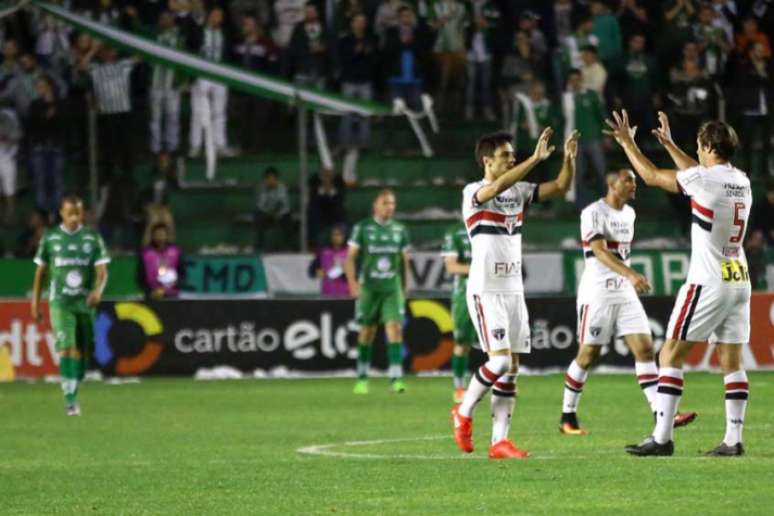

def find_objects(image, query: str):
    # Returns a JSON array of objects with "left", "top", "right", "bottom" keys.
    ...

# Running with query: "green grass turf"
[{"left": 1, "top": 373, "right": 773, "bottom": 515}]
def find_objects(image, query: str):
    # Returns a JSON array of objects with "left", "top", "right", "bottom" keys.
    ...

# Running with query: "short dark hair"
[
  {"left": 475, "top": 132, "right": 512, "bottom": 169},
  {"left": 61, "top": 194, "right": 83, "bottom": 207},
  {"left": 581, "top": 44, "right": 597, "bottom": 54},
  {"left": 264, "top": 166, "right": 279, "bottom": 178},
  {"left": 697, "top": 121, "right": 739, "bottom": 161}
]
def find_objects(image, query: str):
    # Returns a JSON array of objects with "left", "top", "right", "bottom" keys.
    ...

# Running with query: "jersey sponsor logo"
[
  {"left": 723, "top": 184, "right": 749, "bottom": 198},
  {"left": 53, "top": 257, "right": 91, "bottom": 267},
  {"left": 65, "top": 271, "right": 83, "bottom": 288},
  {"left": 367, "top": 245, "right": 400, "bottom": 253},
  {"left": 494, "top": 193, "right": 521, "bottom": 207},
  {"left": 721, "top": 259, "right": 750, "bottom": 283},
  {"left": 493, "top": 261, "right": 520, "bottom": 277},
  {"left": 605, "top": 278, "right": 626, "bottom": 290}
]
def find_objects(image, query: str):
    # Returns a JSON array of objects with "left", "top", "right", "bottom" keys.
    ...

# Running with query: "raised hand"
[
  {"left": 532, "top": 127, "right": 556, "bottom": 161},
  {"left": 564, "top": 130, "right": 580, "bottom": 160},
  {"left": 603, "top": 110, "right": 637, "bottom": 147},
  {"left": 651, "top": 110, "right": 674, "bottom": 146}
]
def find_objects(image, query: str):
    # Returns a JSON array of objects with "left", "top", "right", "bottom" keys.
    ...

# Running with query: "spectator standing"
[
  {"left": 590, "top": 0, "right": 623, "bottom": 72},
  {"left": 309, "top": 225, "right": 350, "bottom": 297},
  {"left": 308, "top": 167, "right": 347, "bottom": 246},
  {"left": 563, "top": 68, "right": 606, "bottom": 210},
  {"left": 729, "top": 42, "right": 773, "bottom": 176},
  {"left": 33, "top": 12, "right": 71, "bottom": 75},
  {"left": 552, "top": 0, "right": 574, "bottom": 42},
  {"left": 26, "top": 75, "right": 64, "bottom": 221},
  {"left": 140, "top": 222, "right": 183, "bottom": 298},
  {"left": 464, "top": 0, "right": 500, "bottom": 121},
  {"left": 147, "top": 11, "right": 187, "bottom": 156},
  {"left": 0, "top": 51, "right": 66, "bottom": 119},
  {"left": 233, "top": 15, "right": 278, "bottom": 153},
  {"left": 693, "top": 3, "right": 731, "bottom": 77},
  {"left": 385, "top": 6, "right": 424, "bottom": 109},
  {"left": 338, "top": 13, "right": 375, "bottom": 151},
  {"left": 735, "top": 16, "right": 771, "bottom": 58},
  {"left": 0, "top": 39, "right": 19, "bottom": 89},
  {"left": 254, "top": 167, "right": 291, "bottom": 251},
  {"left": 667, "top": 42, "right": 716, "bottom": 151},
  {"left": 272, "top": 0, "right": 307, "bottom": 51},
  {"left": 499, "top": 30, "right": 542, "bottom": 124},
  {"left": 428, "top": 0, "right": 467, "bottom": 112},
  {"left": 517, "top": 10, "right": 548, "bottom": 62},
  {"left": 580, "top": 45, "right": 607, "bottom": 98},
  {"left": 0, "top": 107, "right": 19, "bottom": 225},
  {"left": 513, "top": 79, "right": 561, "bottom": 183},
  {"left": 616, "top": 0, "right": 651, "bottom": 36},
  {"left": 189, "top": 7, "right": 237, "bottom": 159},
  {"left": 78, "top": 43, "right": 138, "bottom": 182},
  {"left": 616, "top": 33, "right": 659, "bottom": 133},
  {"left": 286, "top": 2, "right": 329, "bottom": 89},
  {"left": 558, "top": 16, "right": 599, "bottom": 82},
  {"left": 375, "top": 0, "right": 405, "bottom": 46},
  {"left": 336, "top": 0, "right": 366, "bottom": 36},
  {"left": 660, "top": 0, "right": 697, "bottom": 64}
]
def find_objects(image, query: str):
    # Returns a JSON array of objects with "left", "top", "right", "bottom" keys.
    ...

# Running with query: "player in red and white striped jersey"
[
  {"left": 559, "top": 169, "right": 696, "bottom": 435},
  {"left": 451, "top": 128, "right": 580, "bottom": 459},
  {"left": 606, "top": 110, "right": 752, "bottom": 457}
]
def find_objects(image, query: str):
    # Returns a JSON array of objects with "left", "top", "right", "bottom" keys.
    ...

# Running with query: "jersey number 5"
[{"left": 730, "top": 202, "right": 746, "bottom": 243}]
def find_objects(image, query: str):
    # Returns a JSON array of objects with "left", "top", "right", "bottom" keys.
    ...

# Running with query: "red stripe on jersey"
[
  {"left": 659, "top": 376, "right": 684, "bottom": 387},
  {"left": 725, "top": 382, "right": 749, "bottom": 391},
  {"left": 691, "top": 199, "right": 714, "bottom": 219},
  {"left": 637, "top": 374, "right": 659, "bottom": 382},
  {"left": 465, "top": 210, "right": 523, "bottom": 228},
  {"left": 565, "top": 374, "right": 584, "bottom": 390},
  {"left": 671, "top": 284, "right": 696, "bottom": 340}
]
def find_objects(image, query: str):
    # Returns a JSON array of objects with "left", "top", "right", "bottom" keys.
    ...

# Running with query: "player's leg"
[
  {"left": 451, "top": 297, "right": 475, "bottom": 402},
  {"left": 149, "top": 89, "right": 163, "bottom": 154},
  {"left": 353, "top": 288, "right": 378, "bottom": 394},
  {"left": 166, "top": 89, "right": 182, "bottom": 153},
  {"left": 452, "top": 293, "right": 512, "bottom": 453},
  {"left": 189, "top": 80, "right": 204, "bottom": 155},
  {"left": 382, "top": 289, "right": 407, "bottom": 392},
  {"left": 706, "top": 289, "right": 750, "bottom": 456},
  {"left": 560, "top": 302, "right": 611, "bottom": 434},
  {"left": 50, "top": 304, "right": 81, "bottom": 415},
  {"left": 76, "top": 309, "right": 96, "bottom": 383},
  {"left": 489, "top": 295, "right": 530, "bottom": 458},
  {"left": 213, "top": 83, "right": 228, "bottom": 150}
]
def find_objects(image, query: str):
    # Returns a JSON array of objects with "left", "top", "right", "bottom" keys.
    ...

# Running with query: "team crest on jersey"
[
  {"left": 492, "top": 328, "right": 506, "bottom": 341},
  {"left": 505, "top": 215, "right": 519, "bottom": 234},
  {"left": 65, "top": 270, "right": 83, "bottom": 288},
  {"left": 53, "top": 244, "right": 62, "bottom": 252},
  {"left": 82, "top": 242, "right": 92, "bottom": 253},
  {"left": 590, "top": 327, "right": 601, "bottom": 337}
]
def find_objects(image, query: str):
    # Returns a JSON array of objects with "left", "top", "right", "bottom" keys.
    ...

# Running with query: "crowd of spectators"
[{"left": 0, "top": 0, "right": 771, "bottom": 258}]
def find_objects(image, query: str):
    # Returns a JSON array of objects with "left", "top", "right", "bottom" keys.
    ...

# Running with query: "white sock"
[
  {"left": 723, "top": 370, "right": 749, "bottom": 446},
  {"left": 491, "top": 374, "right": 517, "bottom": 443},
  {"left": 635, "top": 361, "right": 659, "bottom": 412},
  {"left": 652, "top": 367, "right": 683, "bottom": 444},
  {"left": 562, "top": 360, "right": 589, "bottom": 413},
  {"left": 459, "top": 356, "right": 510, "bottom": 418}
]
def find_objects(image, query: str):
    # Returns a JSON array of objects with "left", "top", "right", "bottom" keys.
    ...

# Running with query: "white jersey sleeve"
[{"left": 676, "top": 166, "right": 704, "bottom": 197}]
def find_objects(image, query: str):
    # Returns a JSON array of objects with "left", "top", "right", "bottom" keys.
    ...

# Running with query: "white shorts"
[
  {"left": 0, "top": 157, "right": 16, "bottom": 196},
  {"left": 467, "top": 292, "right": 531, "bottom": 354},
  {"left": 576, "top": 298, "right": 651, "bottom": 346},
  {"left": 667, "top": 282, "right": 751, "bottom": 343}
]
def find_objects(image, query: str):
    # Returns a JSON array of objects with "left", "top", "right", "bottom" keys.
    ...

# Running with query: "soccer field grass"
[{"left": 2, "top": 373, "right": 773, "bottom": 515}]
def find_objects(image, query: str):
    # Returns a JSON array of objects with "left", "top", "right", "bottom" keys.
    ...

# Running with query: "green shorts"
[
  {"left": 355, "top": 288, "right": 405, "bottom": 326},
  {"left": 49, "top": 303, "right": 95, "bottom": 352},
  {"left": 452, "top": 295, "right": 476, "bottom": 346}
]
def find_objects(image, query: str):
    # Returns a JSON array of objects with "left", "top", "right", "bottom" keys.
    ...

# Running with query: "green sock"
[
  {"left": 77, "top": 354, "right": 87, "bottom": 381},
  {"left": 452, "top": 351, "right": 469, "bottom": 389},
  {"left": 59, "top": 356, "right": 79, "bottom": 404},
  {"left": 387, "top": 342, "right": 403, "bottom": 380},
  {"left": 357, "top": 343, "right": 371, "bottom": 379}
]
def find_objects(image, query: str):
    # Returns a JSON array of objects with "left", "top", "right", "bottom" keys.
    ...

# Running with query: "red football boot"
[
  {"left": 674, "top": 411, "right": 698, "bottom": 428},
  {"left": 488, "top": 439, "right": 529, "bottom": 459},
  {"left": 451, "top": 405, "right": 474, "bottom": 453}
]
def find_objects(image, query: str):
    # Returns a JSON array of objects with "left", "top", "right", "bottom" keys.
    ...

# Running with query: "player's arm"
[
  {"left": 31, "top": 264, "right": 46, "bottom": 321},
  {"left": 344, "top": 244, "right": 360, "bottom": 298},
  {"left": 651, "top": 111, "right": 698, "bottom": 170},
  {"left": 87, "top": 264, "right": 108, "bottom": 307},
  {"left": 589, "top": 240, "right": 650, "bottom": 294},
  {"left": 538, "top": 130, "right": 579, "bottom": 200},
  {"left": 443, "top": 256, "right": 470, "bottom": 276},
  {"left": 604, "top": 110, "right": 680, "bottom": 193},
  {"left": 401, "top": 250, "right": 410, "bottom": 297},
  {"left": 473, "top": 127, "right": 555, "bottom": 205}
]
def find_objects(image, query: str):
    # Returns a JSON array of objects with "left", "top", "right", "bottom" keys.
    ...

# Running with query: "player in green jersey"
[
  {"left": 31, "top": 196, "right": 110, "bottom": 416},
  {"left": 345, "top": 190, "right": 411, "bottom": 394},
  {"left": 441, "top": 222, "right": 475, "bottom": 403}
]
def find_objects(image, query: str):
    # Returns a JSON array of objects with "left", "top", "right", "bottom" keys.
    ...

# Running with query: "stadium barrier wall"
[{"left": 3, "top": 294, "right": 773, "bottom": 379}]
